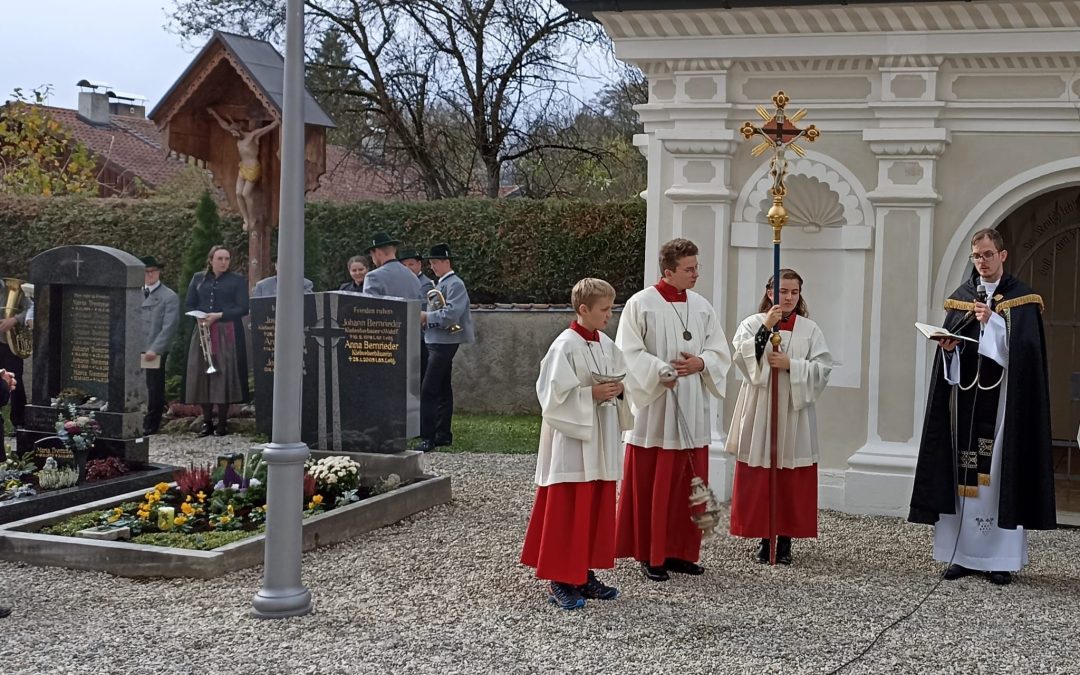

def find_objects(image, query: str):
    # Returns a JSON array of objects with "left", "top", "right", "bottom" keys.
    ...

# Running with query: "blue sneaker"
[
  {"left": 548, "top": 582, "right": 585, "bottom": 610},
  {"left": 579, "top": 570, "right": 618, "bottom": 601}
]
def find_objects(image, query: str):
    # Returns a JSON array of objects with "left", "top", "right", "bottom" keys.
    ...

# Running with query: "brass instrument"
[
  {"left": 186, "top": 311, "right": 218, "bottom": 374},
  {"left": 2, "top": 278, "right": 32, "bottom": 359},
  {"left": 426, "top": 288, "right": 462, "bottom": 334}
]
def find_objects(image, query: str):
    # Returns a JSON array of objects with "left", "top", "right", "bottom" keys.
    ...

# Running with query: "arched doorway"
[{"left": 998, "top": 186, "right": 1080, "bottom": 521}]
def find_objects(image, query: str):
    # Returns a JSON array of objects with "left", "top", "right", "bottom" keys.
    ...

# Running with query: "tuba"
[
  {"left": 426, "top": 288, "right": 462, "bottom": 334},
  {"left": 2, "top": 278, "right": 32, "bottom": 359}
]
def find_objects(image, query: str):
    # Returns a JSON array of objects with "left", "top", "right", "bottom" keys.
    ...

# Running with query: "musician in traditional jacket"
[
  {"left": 139, "top": 256, "right": 179, "bottom": 436},
  {"left": 398, "top": 250, "right": 434, "bottom": 381},
  {"left": 726, "top": 269, "right": 831, "bottom": 565},
  {"left": 910, "top": 228, "right": 1055, "bottom": 586},
  {"left": 418, "top": 243, "right": 474, "bottom": 452},
  {"left": 521, "top": 278, "right": 632, "bottom": 610},
  {"left": 0, "top": 279, "right": 31, "bottom": 444},
  {"left": 183, "top": 245, "right": 250, "bottom": 437},
  {"left": 614, "top": 238, "right": 731, "bottom": 582}
]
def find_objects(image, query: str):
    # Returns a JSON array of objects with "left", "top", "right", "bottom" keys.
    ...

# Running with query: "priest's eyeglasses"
[{"left": 969, "top": 251, "right": 999, "bottom": 263}]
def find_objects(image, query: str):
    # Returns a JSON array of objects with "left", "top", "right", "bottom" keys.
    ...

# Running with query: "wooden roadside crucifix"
[
  {"left": 739, "top": 91, "right": 820, "bottom": 566},
  {"left": 149, "top": 31, "right": 335, "bottom": 291}
]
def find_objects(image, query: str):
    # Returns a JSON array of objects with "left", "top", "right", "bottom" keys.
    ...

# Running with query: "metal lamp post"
[{"left": 252, "top": 0, "right": 312, "bottom": 619}]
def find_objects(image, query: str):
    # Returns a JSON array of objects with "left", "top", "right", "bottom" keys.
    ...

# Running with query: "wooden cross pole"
[{"left": 739, "top": 91, "right": 820, "bottom": 566}]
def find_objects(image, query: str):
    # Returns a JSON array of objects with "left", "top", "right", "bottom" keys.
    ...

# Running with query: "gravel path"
[{"left": 1, "top": 434, "right": 1077, "bottom": 674}]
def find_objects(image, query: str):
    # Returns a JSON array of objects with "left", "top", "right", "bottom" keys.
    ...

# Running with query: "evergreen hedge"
[{"left": 0, "top": 195, "right": 647, "bottom": 303}]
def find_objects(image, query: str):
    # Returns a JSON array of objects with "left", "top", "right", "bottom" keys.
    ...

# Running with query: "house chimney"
[
  {"left": 76, "top": 79, "right": 111, "bottom": 125},
  {"left": 107, "top": 90, "right": 147, "bottom": 119}
]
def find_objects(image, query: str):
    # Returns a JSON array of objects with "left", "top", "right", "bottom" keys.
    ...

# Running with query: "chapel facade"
[{"left": 562, "top": 0, "right": 1080, "bottom": 521}]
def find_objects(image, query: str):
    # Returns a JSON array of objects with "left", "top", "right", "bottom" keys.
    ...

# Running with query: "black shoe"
[
  {"left": 988, "top": 571, "right": 1012, "bottom": 586},
  {"left": 776, "top": 537, "right": 792, "bottom": 566},
  {"left": 197, "top": 423, "right": 215, "bottom": 438},
  {"left": 0, "top": 606, "right": 10, "bottom": 618},
  {"left": 416, "top": 439, "right": 436, "bottom": 453},
  {"left": 756, "top": 539, "right": 770, "bottom": 564},
  {"left": 664, "top": 558, "right": 705, "bottom": 575},
  {"left": 433, "top": 434, "right": 453, "bottom": 448},
  {"left": 214, "top": 422, "right": 229, "bottom": 437},
  {"left": 578, "top": 570, "right": 618, "bottom": 600},
  {"left": 640, "top": 562, "right": 670, "bottom": 582},
  {"left": 943, "top": 564, "right": 975, "bottom": 581},
  {"left": 548, "top": 582, "right": 585, "bottom": 610}
]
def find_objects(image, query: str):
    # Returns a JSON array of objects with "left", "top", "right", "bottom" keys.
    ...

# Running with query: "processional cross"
[{"left": 739, "top": 91, "right": 820, "bottom": 566}]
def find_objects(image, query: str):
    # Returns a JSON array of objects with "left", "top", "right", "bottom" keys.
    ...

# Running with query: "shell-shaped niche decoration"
[
  {"left": 744, "top": 157, "right": 864, "bottom": 233},
  {"left": 757, "top": 174, "right": 845, "bottom": 233}
]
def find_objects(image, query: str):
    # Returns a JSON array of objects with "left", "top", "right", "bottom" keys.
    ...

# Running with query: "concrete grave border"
[{"left": 0, "top": 474, "right": 451, "bottom": 579}]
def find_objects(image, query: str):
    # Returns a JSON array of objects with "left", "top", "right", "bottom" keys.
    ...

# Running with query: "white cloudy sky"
[
  {"left": 0, "top": 0, "right": 618, "bottom": 112},
  {"left": 1, "top": 1, "right": 194, "bottom": 109}
]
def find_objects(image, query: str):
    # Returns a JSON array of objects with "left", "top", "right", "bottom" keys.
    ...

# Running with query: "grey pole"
[{"left": 252, "top": 0, "right": 312, "bottom": 619}]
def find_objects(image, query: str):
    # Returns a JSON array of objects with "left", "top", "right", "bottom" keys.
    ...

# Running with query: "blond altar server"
[
  {"left": 615, "top": 238, "right": 731, "bottom": 582},
  {"left": 726, "top": 269, "right": 831, "bottom": 565},
  {"left": 521, "top": 278, "right": 633, "bottom": 610}
]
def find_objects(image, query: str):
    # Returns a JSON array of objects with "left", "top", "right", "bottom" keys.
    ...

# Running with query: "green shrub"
[{"left": 0, "top": 195, "right": 646, "bottom": 304}]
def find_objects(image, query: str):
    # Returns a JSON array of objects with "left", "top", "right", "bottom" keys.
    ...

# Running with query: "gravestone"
[
  {"left": 16, "top": 245, "right": 148, "bottom": 464},
  {"left": 251, "top": 291, "right": 420, "bottom": 453}
]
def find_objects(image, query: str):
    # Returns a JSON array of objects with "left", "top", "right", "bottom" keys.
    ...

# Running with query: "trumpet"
[
  {"left": 426, "top": 288, "right": 462, "bottom": 334},
  {"left": 186, "top": 311, "right": 218, "bottom": 374}
]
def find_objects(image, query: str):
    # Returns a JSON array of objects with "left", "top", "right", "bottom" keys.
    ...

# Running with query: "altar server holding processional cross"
[
  {"left": 726, "top": 269, "right": 831, "bottom": 565},
  {"left": 614, "top": 238, "right": 731, "bottom": 582}
]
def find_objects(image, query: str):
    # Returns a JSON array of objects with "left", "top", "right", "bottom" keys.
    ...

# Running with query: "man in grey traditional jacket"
[
  {"left": 139, "top": 256, "right": 179, "bottom": 435},
  {"left": 363, "top": 232, "right": 424, "bottom": 301},
  {"left": 418, "top": 243, "right": 475, "bottom": 452}
]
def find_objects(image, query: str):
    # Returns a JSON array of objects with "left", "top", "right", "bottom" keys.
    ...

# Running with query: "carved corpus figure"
[{"left": 206, "top": 107, "right": 280, "bottom": 231}]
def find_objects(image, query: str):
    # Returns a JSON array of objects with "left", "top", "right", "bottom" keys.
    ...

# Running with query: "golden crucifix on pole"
[{"left": 739, "top": 90, "right": 820, "bottom": 566}]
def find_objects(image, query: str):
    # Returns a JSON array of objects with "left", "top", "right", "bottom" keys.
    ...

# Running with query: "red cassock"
[
  {"left": 729, "top": 463, "right": 817, "bottom": 538},
  {"left": 520, "top": 480, "right": 616, "bottom": 586},
  {"left": 614, "top": 444, "right": 709, "bottom": 567}
]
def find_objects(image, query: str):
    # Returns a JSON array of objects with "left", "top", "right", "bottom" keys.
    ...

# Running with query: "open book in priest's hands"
[
  {"left": 185, "top": 310, "right": 209, "bottom": 319},
  {"left": 914, "top": 322, "right": 978, "bottom": 343}
]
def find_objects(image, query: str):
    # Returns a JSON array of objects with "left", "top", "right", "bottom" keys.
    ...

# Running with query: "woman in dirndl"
[{"left": 184, "top": 245, "right": 249, "bottom": 437}]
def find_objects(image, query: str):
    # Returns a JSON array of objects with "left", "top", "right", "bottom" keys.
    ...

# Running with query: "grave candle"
[{"left": 157, "top": 506, "right": 175, "bottom": 530}]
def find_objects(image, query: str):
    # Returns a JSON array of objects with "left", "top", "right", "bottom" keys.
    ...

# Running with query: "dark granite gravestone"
[
  {"left": 251, "top": 291, "right": 420, "bottom": 453},
  {"left": 16, "top": 246, "right": 148, "bottom": 463},
  {"left": 1, "top": 246, "right": 175, "bottom": 525}
]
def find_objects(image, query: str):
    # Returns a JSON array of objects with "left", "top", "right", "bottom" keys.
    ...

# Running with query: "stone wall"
[{"left": 453, "top": 309, "right": 620, "bottom": 415}]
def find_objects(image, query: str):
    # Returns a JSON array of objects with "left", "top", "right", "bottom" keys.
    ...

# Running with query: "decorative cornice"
[
  {"left": 734, "top": 58, "right": 876, "bottom": 73},
  {"left": 599, "top": 2, "right": 1080, "bottom": 40},
  {"left": 642, "top": 59, "right": 733, "bottom": 75},
  {"left": 863, "top": 129, "right": 951, "bottom": 157},
  {"left": 874, "top": 55, "right": 944, "bottom": 70},
  {"left": 661, "top": 140, "right": 737, "bottom": 156}
]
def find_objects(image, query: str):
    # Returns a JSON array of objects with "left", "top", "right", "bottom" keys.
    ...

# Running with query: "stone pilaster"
[{"left": 844, "top": 127, "right": 949, "bottom": 515}]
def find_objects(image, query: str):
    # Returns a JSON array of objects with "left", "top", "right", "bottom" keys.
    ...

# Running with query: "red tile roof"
[
  {"left": 37, "top": 105, "right": 189, "bottom": 191},
  {"left": 35, "top": 103, "right": 415, "bottom": 203},
  {"left": 310, "top": 145, "right": 418, "bottom": 203}
]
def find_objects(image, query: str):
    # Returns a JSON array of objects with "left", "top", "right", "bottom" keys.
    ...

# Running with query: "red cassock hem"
[
  {"left": 614, "top": 444, "right": 709, "bottom": 567},
  {"left": 729, "top": 462, "right": 818, "bottom": 539},
  {"left": 520, "top": 480, "right": 617, "bottom": 585}
]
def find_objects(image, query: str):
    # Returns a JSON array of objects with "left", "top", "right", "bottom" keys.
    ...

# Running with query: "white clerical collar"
[
  {"left": 979, "top": 277, "right": 1000, "bottom": 293},
  {"left": 438, "top": 270, "right": 456, "bottom": 283},
  {"left": 145, "top": 281, "right": 161, "bottom": 294}
]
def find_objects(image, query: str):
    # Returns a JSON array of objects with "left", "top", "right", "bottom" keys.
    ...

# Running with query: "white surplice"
[
  {"left": 533, "top": 329, "right": 633, "bottom": 487},
  {"left": 616, "top": 287, "right": 731, "bottom": 449},
  {"left": 934, "top": 283, "right": 1028, "bottom": 572},
  {"left": 725, "top": 314, "right": 832, "bottom": 469}
]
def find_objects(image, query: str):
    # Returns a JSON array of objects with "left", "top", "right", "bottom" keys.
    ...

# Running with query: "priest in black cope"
[{"left": 909, "top": 228, "right": 1055, "bottom": 586}]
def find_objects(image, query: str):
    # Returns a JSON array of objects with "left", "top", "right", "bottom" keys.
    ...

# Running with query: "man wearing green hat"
[
  {"left": 398, "top": 249, "right": 435, "bottom": 381},
  {"left": 363, "top": 232, "right": 424, "bottom": 302},
  {"left": 418, "top": 242, "right": 475, "bottom": 452},
  {"left": 140, "top": 256, "right": 179, "bottom": 435}
]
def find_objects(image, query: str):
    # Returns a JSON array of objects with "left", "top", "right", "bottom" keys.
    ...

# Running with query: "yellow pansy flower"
[
  {"left": 154, "top": 482, "right": 170, "bottom": 493},
  {"left": 174, "top": 515, "right": 187, "bottom": 526}
]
